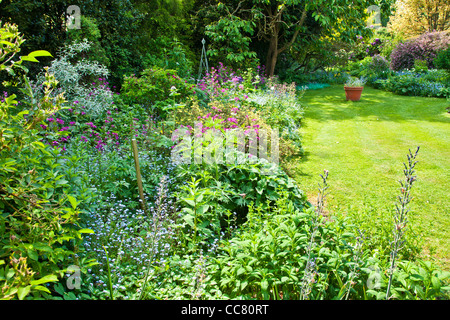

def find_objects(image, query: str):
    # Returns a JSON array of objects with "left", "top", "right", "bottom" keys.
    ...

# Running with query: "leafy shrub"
[
  {"left": 120, "top": 66, "right": 195, "bottom": 117},
  {"left": 66, "top": 16, "right": 110, "bottom": 68},
  {"left": 376, "top": 71, "right": 449, "bottom": 98},
  {"left": 205, "top": 176, "right": 449, "bottom": 300},
  {"left": 173, "top": 153, "right": 309, "bottom": 249},
  {"left": 0, "top": 37, "right": 90, "bottom": 298},
  {"left": 142, "top": 36, "right": 194, "bottom": 79},
  {"left": 366, "top": 28, "right": 406, "bottom": 60},
  {"left": 390, "top": 31, "right": 450, "bottom": 71},
  {"left": 282, "top": 68, "right": 348, "bottom": 86},
  {"left": 173, "top": 98, "right": 302, "bottom": 170},
  {"left": 370, "top": 54, "right": 390, "bottom": 73},
  {"left": 434, "top": 46, "right": 450, "bottom": 72},
  {"left": 413, "top": 59, "right": 428, "bottom": 73},
  {"left": 245, "top": 81, "right": 304, "bottom": 158},
  {"left": 195, "top": 63, "right": 267, "bottom": 106},
  {"left": 352, "top": 35, "right": 383, "bottom": 60},
  {"left": 30, "top": 40, "right": 114, "bottom": 119}
]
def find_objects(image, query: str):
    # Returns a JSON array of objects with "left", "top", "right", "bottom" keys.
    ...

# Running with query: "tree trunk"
[
  {"left": 264, "top": 9, "right": 308, "bottom": 77},
  {"left": 266, "top": 33, "right": 278, "bottom": 77}
]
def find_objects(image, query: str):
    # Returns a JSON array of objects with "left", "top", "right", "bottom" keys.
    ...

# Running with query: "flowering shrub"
[
  {"left": 390, "top": 31, "right": 450, "bottom": 71},
  {"left": 245, "top": 80, "right": 304, "bottom": 157},
  {"left": 196, "top": 63, "right": 267, "bottom": 105},
  {"left": 30, "top": 40, "right": 115, "bottom": 118},
  {"left": 348, "top": 55, "right": 390, "bottom": 78},
  {"left": 352, "top": 35, "right": 383, "bottom": 60},
  {"left": 173, "top": 100, "right": 263, "bottom": 143},
  {"left": 370, "top": 54, "right": 390, "bottom": 73}
]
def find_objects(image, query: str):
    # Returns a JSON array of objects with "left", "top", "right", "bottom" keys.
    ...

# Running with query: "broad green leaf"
[
  {"left": 27, "top": 50, "right": 53, "bottom": 58},
  {"left": 27, "top": 249, "right": 39, "bottom": 261},
  {"left": 30, "top": 274, "right": 58, "bottom": 286},
  {"left": 20, "top": 56, "right": 39, "bottom": 63},
  {"left": 196, "top": 204, "right": 210, "bottom": 215},
  {"left": 67, "top": 195, "right": 77, "bottom": 210},
  {"left": 33, "top": 285, "right": 51, "bottom": 294},
  {"left": 182, "top": 199, "right": 196, "bottom": 207},
  {"left": 261, "top": 279, "right": 269, "bottom": 291},
  {"left": 78, "top": 228, "right": 95, "bottom": 234},
  {"left": 182, "top": 214, "right": 195, "bottom": 227},
  {"left": 0, "top": 40, "right": 15, "bottom": 46},
  {"left": 17, "top": 286, "right": 31, "bottom": 300}
]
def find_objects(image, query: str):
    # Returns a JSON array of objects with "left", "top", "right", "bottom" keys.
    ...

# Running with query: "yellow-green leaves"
[{"left": 20, "top": 50, "right": 53, "bottom": 63}]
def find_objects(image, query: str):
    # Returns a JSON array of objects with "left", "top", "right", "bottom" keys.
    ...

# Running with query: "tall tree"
[
  {"left": 388, "top": 0, "right": 450, "bottom": 37},
  {"left": 202, "top": 0, "right": 377, "bottom": 76}
]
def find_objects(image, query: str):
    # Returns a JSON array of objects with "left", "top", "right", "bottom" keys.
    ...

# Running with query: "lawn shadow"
[{"left": 302, "top": 85, "right": 450, "bottom": 124}]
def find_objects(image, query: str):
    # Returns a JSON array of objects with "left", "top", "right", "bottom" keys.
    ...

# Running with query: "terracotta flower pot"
[{"left": 344, "top": 86, "right": 364, "bottom": 101}]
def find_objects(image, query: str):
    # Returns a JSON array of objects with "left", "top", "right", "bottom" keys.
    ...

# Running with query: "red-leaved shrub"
[{"left": 390, "top": 31, "right": 450, "bottom": 71}]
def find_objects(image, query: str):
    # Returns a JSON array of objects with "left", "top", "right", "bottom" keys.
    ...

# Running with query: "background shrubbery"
[{"left": 390, "top": 31, "right": 450, "bottom": 71}]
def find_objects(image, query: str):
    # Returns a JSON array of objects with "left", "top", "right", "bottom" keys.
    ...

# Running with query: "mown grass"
[{"left": 294, "top": 85, "right": 450, "bottom": 270}]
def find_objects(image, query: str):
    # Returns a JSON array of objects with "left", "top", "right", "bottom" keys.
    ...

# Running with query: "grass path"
[{"left": 294, "top": 85, "right": 449, "bottom": 270}]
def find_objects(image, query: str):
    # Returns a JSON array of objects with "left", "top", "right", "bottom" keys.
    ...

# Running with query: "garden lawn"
[{"left": 295, "top": 85, "right": 450, "bottom": 270}]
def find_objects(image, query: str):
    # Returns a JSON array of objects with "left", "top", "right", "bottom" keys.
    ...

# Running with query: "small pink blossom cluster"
[{"left": 41, "top": 106, "right": 122, "bottom": 152}]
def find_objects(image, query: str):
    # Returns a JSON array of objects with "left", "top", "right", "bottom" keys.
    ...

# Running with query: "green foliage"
[
  {"left": 0, "top": 22, "right": 53, "bottom": 88},
  {"left": 434, "top": 46, "right": 450, "bottom": 73},
  {"left": 120, "top": 66, "right": 195, "bottom": 118},
  {"left": 205, "top": 14, "right": 258, "bottom": 70},
  {"left": 0, "top": 0, "right": 67, "bottom": 61},
  {"left": 66, "top": 16, "right": 110, "bottom": 68},
  {"left": 142, "top": 36, "right": 194, "bottom": 79},
  {"left": 376, "top": 71, "right": 449, "bottom": 98},
  {"left": 30, "top": 39, "right": 113, "bottom": 119},
  {"left": 245, "top": 80, "right": 305, "bottom": 160},
  {"left": 0, "top": 65, "right": 88, "bottom": 300},
  {"left": 207, "top": 192, "right": 449, "bottom": 300},
  {"left": 346, "top": 54, "right": 391, "bottom": 86},
  {"left": 413, "top": 59, "right": 428, "bottom": 73},
  {"left": 174, "top": 152, "right": 309, "bottom": 250}
]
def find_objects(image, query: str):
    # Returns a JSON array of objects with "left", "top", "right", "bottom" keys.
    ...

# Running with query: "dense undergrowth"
[{"left": 1, "top": 22, "right": 449, "bottom": 301}]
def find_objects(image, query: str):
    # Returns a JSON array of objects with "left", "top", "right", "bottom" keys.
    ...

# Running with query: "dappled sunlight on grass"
[
  {"left": 296, "top": 85, "right": 450, "bottom": 270},
  {"left": 302, "top": 85, "right": 450, "bottom": 123}
]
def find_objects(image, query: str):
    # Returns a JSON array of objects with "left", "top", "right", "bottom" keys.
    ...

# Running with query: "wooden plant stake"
[{"left": 131, "top": 139, "right": 146, "bottom": 214}]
